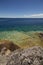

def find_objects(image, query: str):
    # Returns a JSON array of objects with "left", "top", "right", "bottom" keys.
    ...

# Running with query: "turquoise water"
[{"left": 0, "top": 18, "right": 43, "bottom": 48}]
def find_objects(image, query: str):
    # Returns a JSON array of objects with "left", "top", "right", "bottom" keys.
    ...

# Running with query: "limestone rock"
[{"left": 6, "top": 46, "right": 43, "bottom": 65}]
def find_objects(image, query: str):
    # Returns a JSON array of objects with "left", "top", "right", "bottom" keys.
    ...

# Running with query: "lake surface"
[
  {"left": 0, "top": 18, "right": 43, "bottom": 48},
  {"left": 0, "top": 18, "right": 43, "bottom": 31}
]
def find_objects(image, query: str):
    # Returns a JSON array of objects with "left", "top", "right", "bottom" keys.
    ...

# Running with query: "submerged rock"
[
  {"left": 39, "top": 33, "right": 43, "bottom": 37},
  {"left": 6, "top": 46, "right": 43, "bottom": 65}
]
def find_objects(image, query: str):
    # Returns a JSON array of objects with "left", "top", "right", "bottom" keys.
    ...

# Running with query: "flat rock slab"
[
  {"left": 0, "top": 55, "right": 9, "bottom": 65},
  {"left": 6, "top": 46, "right": 43, "bottom": 65}
]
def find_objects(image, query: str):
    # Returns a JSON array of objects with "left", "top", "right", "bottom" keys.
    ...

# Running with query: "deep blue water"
[{"left": 0, "top": 18, "right": 43, "bottom": 31}]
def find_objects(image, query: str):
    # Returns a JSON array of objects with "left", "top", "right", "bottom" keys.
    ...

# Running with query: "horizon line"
[{"left": 0, "top": 17, "right": 43, "bottom": 18}]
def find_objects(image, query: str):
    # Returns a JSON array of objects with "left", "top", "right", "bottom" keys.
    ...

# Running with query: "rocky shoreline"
[{"left": 0, "top": 46, "right": 43, "bottom": 65}]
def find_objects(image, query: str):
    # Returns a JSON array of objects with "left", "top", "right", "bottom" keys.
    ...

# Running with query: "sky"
[{"left": 0, "top": 0, "right": 43, "bottom": 18}]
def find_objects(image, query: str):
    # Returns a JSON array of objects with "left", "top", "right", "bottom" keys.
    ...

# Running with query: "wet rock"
[
  {"left": 0, "top": 40, "right": 20, "bottom": 55},
  {"left": 39, "top": 33, "right": 43, "bottom": 37},
  {"left": 0, "top": 40, "right": 20, "bottom": 65},
  {"left": 38, "top": 32, "right": 43, "bottom": 39},
  {"left": 6, "top": 46, "right": 43, "bottom": 65}
]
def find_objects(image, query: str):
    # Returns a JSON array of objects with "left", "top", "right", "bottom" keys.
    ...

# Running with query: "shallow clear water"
[{"left": 0, "top": 18, "right": 43, "bottom": 48}]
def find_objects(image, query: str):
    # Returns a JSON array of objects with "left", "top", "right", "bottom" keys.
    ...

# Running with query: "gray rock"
[
  {"left": 0, "top": 55, "right": 9, "bottom": 65},
  {"left": 6, "top": 46, "right": 43, "bottom": 65}
]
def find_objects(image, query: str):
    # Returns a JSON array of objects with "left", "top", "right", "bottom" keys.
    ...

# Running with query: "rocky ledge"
[
  {"left": 6, "top": 46, "right": 43, "bottom": 65},
  {"left": 0, "top": 46, "right": 43, "bottom": 65}
]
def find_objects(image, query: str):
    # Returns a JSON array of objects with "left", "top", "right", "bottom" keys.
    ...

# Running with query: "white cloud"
[
  {"left": 24, "top": 13, "right": 43, "bottom": 18},
  {"left": 0, "top": 13, "right": 43, "bottom": 18}
]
